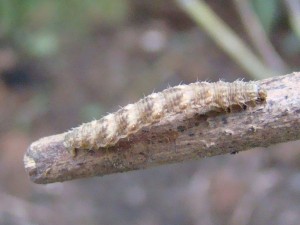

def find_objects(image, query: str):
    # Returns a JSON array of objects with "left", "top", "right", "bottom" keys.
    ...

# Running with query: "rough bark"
[{"left": 24, "top": 72, "right": 300, "bottom": 184}]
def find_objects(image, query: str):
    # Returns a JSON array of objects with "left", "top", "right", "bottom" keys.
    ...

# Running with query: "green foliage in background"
[
  {"left": 0, "top": 0, "right": 129, "bottom": 57},
  {"left": 251, "top": 0, "right": 281, "bottom": 34}
]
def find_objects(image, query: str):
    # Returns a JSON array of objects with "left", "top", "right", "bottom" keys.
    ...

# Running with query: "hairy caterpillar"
[{"left": 64, "top": 80, "right": 267, "bottom": 156}]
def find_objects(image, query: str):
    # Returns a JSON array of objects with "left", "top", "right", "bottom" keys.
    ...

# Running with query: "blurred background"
[{"left": 1, "top": 0, "right": 300, "bottom": 224}]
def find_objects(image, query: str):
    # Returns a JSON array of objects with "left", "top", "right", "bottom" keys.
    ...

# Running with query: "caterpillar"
[{"left": 63, "top": 80, "right": 267, "bottom": 156}]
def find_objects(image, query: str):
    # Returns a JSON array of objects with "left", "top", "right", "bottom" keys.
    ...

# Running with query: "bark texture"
[{"left": 24, "top": 72, "right": 300, "bottom": 184}]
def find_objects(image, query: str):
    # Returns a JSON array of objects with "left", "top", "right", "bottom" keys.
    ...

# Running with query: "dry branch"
[{"left": 24, "top": 72, "right": 300, "bottom": 184}]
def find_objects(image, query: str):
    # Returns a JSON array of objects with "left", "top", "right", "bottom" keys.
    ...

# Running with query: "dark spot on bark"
[
  {"left": 194, "top": 113, "right": 207, "bottom": 122},
  {"left": 88, "top": 150, "right": 95, "bottom": 155},
  {"left": 222, "top": 117, "right": 228, "bottom": 124},
  {"left": 188, "top": 132, "right": 195, "bottom": 137},
  {"left": 268, "top": 100, "right": 274, "bottom": 106},
  {"left": 248, "top": 126, "right": 256, "bottom": 133},
  {"left": 28, "top": 166, "right": 37, "bottom": 177},
  {"left": 177, "top": 125, "right": 186, "bottom": 132},
  {"left": 230, "top": 151, "right": 239, "bottom": 155},
  {"left": 285, "top": 95, "right": 288, "bottom": 99},
  {"left": 242, "top": 104, "right": 247, "bottom": 110}
]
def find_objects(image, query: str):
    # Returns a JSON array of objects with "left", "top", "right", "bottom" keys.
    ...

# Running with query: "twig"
[
  {"left": 24, "top": 72, "right": 300, "bottom": 184},
  {"left": 233, "top": 0, "right": 289, "bottom": 73},
  {"left": 284, "top": 0, "right": 300, "bottom": 40},
  {"left": 175, "top": 0, "right": 277, "bottom": 79}
]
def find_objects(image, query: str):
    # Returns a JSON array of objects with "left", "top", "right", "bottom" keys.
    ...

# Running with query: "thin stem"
[
  {"left": 233, "top": 0, "right": 289, "bottom": 73},
  {"left": 284, "top": 0, "right": 300, "bottom": 40},
  {"left": 175, "top": 0, "right": 277, "bottom": 79}
]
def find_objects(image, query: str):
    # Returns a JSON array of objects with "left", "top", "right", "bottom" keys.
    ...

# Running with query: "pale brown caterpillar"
[{"left": 64, "top": 80, "right": 267, "bottom": 156}]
